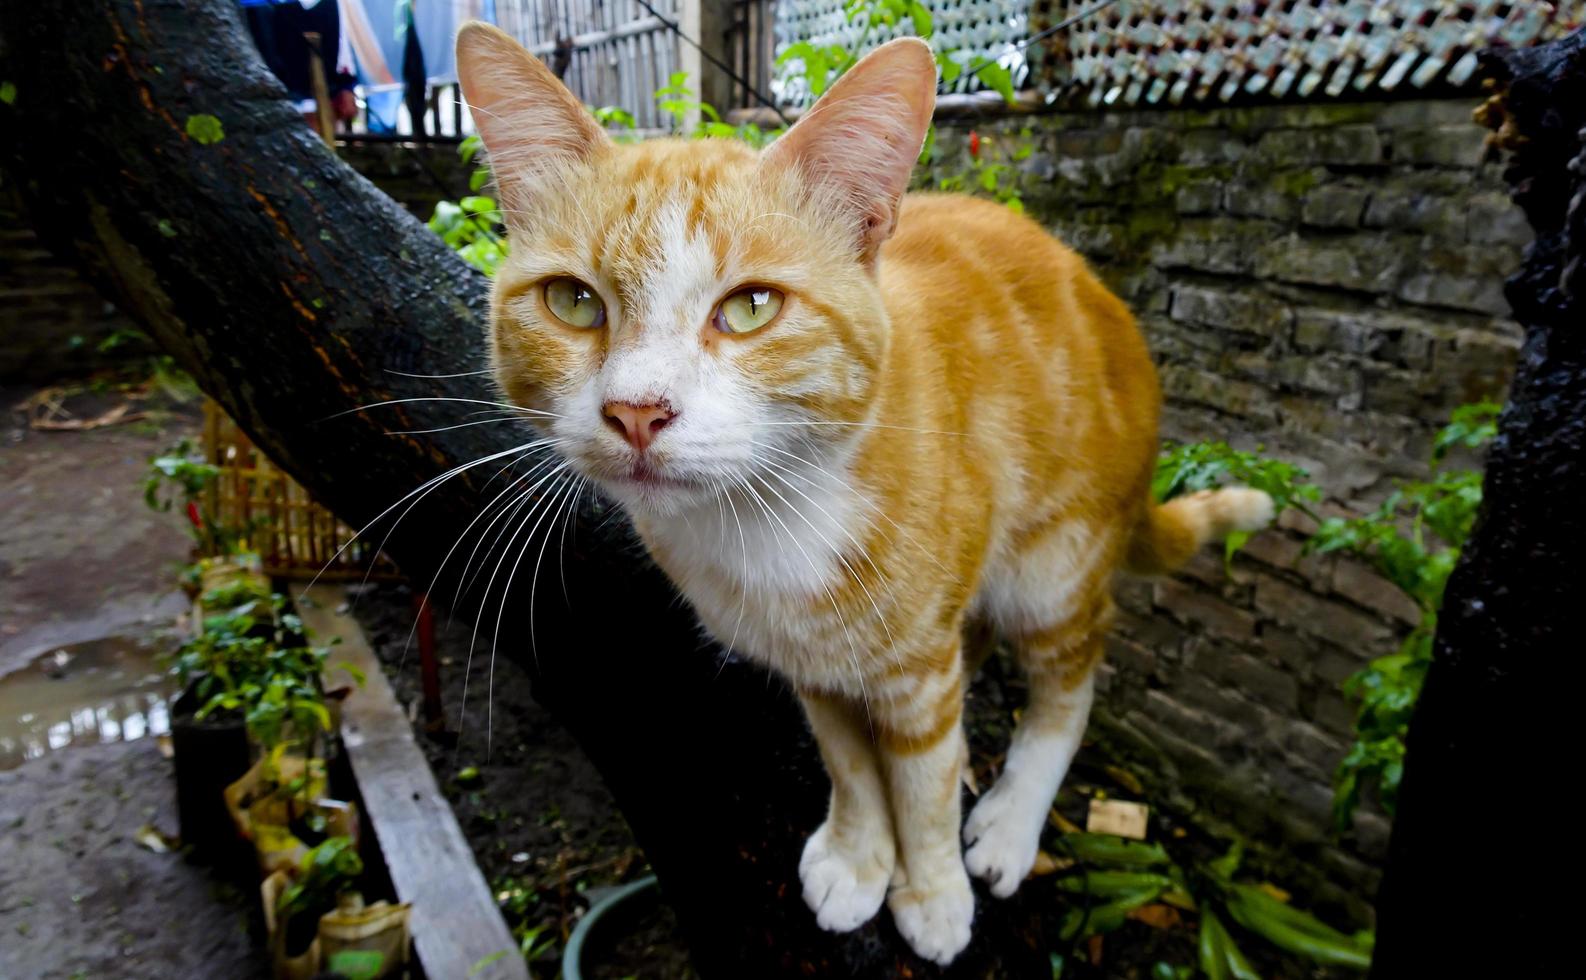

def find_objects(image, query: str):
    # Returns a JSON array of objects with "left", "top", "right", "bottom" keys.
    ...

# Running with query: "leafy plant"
[
  {"left": 1055, "top": 834, "right": 1373, "bottom": 974},
  {"left": 145, "top": 439, "right": 264, "bottom": 554},
  {"left": 276, "top": 835, "right": 364, "bottom": 927},
  {"left": 178, "top": 591, "right": 358, "bottom": 766},
  {"left": 1306, "top": 400, "right": 1499, "bottom": 828},
  {"left": 1152, "top": 402, "right": 1500, "bottom": 830},
  {"left": 931, "top": 127, "right": 1036, "bottom": 212}
]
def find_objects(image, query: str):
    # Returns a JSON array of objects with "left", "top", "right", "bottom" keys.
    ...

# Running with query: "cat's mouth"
[{"left": 608, "top": 461, "right": 703, "bottom": 492}]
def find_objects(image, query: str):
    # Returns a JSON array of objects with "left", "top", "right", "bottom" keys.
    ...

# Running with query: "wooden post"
[{"left": 302, "top": 31, "right": 337, "bottom": 147}]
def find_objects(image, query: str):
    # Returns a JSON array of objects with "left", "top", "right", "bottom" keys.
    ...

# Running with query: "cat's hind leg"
[
  {"left": 797, "top": 692, "right": 896, "bottom": 932},
  {"left": 963, "top": 592, "right": 1110, "bottom": 897}
]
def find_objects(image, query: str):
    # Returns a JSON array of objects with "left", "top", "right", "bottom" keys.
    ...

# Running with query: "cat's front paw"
[
  {"left": 888, "top": 864, "right": 974, "bottom": 966},
  {"left": 799, "top": 821, "right": 893, "bottom": 932},
  {"left": 962, "top": 780, "right": 1043, "bottom": 899}
]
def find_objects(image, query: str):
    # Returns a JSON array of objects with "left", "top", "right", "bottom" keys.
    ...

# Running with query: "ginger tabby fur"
[{"left": 457, "top": 24, "right": 1273, "bottom": 966}]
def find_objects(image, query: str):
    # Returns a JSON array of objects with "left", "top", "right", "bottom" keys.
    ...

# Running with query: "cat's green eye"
[
  {"left": 714, "top": 286, "right": 784, "bottom": 335},
  {"left": 544, "top": 278, "right": 606, "bottom": 329}
]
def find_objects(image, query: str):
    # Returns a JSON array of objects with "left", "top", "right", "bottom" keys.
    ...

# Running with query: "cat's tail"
[{"left": 1124, "top": 488, "right": 1275, "bottom": 575}]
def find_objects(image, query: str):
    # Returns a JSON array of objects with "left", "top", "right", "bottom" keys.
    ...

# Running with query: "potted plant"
[{"left": 262, "top": 835, "right": 364, "bottom": 979}]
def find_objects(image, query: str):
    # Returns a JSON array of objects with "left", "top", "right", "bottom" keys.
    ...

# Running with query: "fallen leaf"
[
  {"left": 1086, "top": 933, "right": 1105, "bottom": 966},
  {"left": 1127, "top": 903, "right": 1185, "bottom": 930},
  {"left": 1049, "top": 809, "right": 1084, "bottom": 834},
  {"left": 1256, "top": 882, "right": 1291, "bottom": 903},
  {"left": 1030, "top": 850, "right": 1074, "bottom": 876},
  {"left": 133, "top": 823, "right": 179, "bottom": 854},
  {"left": 1104, "top": 764, "right": 1144, "bottom": 795}
]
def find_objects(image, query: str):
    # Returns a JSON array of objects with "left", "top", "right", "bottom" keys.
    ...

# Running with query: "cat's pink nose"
[{"left": 602, "top": 401, "right": 675, "bottom": 452}]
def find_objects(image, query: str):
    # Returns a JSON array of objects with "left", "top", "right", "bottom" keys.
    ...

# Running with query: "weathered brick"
[
  {"left": 1312, "top": 691, "right": 1359, "bottom": 736},
  {"left": 1282, "top": 720, "right": 1349, "bottom": 774},
  {"left": 1301, "top": 185, "right": 1371, "bottom": 228},
  {"left": 1174, "top": 179, "right": 1223, "bottom": 215},
  {"left": 1391, "top": 124, "right": 1485, "bottom": 167},
  {"left": 1362, "top": 189, "right": 1466, "bottom": 239},
  {"left": 1331, "top": 559, "right": 1422, "bottom": 625},
  {"left": 1253, "top": 574, "right": 1395, "bottom": 653},
  {"left": 1465, "top": 191, "right": 1531, "bottom": 247},
  {"left": 1142, "top": 689, "right": 1242, "bottom": 750},
  {"left": 1253, "top": 233, "right": 1402, "bottom": 293},
  {"left": 1153, "top": 577, "right": 1258, "bottom": 641},
  {"left": 1258, "top": 126, "right": 1384, "bottom": 166},
  {"left": 1160, "top": 365, "right": 1283, "bottom": 423},
  {"left": 1201, "top": 650, "right": 1301, "bottom": 712},
  {"left": 1225, "top": 182, "right": 1301, "bottom": 222},
  {"left": 1169, "top": 284, "right": 1292, "bottom": 338}
]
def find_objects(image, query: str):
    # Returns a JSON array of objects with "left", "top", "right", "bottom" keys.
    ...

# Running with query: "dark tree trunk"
[
  {"left": 1368, "top": 31, "right": 1586, "bottom": 979},
  {"left": 0, "top": 3, "right": 1051, "bottom": 976}
]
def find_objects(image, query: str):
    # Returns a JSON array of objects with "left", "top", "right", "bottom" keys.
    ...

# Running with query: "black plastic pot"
[{"left": 170, "top": 683, "right": 251, "bottom": 862}]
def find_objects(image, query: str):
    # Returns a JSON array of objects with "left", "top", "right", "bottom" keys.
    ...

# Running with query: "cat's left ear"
[
  {"left": 455, "top": 22, "right": 610, "bottom": 218},
  {"left": 761, "top": 38, "right": 937, "bottom": 266}
]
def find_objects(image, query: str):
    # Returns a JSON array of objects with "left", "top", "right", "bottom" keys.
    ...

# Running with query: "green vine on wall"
[{"left": 1156, "top": 401, "right": 1500, "bottom": 831}]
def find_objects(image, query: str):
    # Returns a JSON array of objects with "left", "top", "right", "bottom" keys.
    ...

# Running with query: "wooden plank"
[{"left": 299, "top": 584, "right": 528, "bottom": 980}]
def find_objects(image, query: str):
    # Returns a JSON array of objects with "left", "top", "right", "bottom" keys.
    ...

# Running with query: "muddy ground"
[
  {"left": 0, "top": 385, "right": 267, "bottom": 980},
  {"left": 0, "top": 385, "right": 193, "bottom": 676}
]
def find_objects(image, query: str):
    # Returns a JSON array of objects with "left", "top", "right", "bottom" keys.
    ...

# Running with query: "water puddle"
[{"left": 0, "top": 634, "right": 175, "bottom": 771}]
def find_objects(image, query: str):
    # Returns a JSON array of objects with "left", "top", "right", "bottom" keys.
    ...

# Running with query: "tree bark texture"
[
  {"left": 0, "top": 3, "right": 1053, "bottom": 975},
  {"left": 1368, "top": 31, "right": 1585, "bottom": 978}
]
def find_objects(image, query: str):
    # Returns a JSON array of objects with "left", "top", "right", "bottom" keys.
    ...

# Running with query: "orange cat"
[{"left": 457, "top": 24, "right": 1272, "bottom": 965}]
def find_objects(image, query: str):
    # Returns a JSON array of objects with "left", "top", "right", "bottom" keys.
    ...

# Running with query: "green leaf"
[
  {"left": 184, "top": 114, "right": 225, "bottom": 145},
  {"left": 1058, "top": 887, "right": 1163, "bottom": 940},
  {"left": 1206, "top": 841, "right": 1243, "bottom": 881},
  {"left": 469, "top": 950, "right": 509, "bottom": 975},
  {"left": 1224, "top": 884, "right": 1373, "bottom": 969},
  {"left": 0, "top": 81, "right": 16, "bottom": 105},
  {"left": 977, "top": 62, "right": 1017, "bottom": 104},
  {"left": 1199, "top": 909, "right": 1261, "bottom": 980},
  {"left": 936, "top": 51, "right": 963, "bottom": 84},
  {"left": 157, "top": 219, "right": 178, "bottom": 238},
  {"left": 1061, "top": 832, "right": 1171, "bottom": 868},
  {"left": 1055, "top": 870, "right": 1175, "bottom": 897}
]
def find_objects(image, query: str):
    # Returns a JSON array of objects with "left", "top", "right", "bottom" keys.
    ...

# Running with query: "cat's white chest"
[{"left": 634, "top": 464, "right": 871, "bottom": 680}]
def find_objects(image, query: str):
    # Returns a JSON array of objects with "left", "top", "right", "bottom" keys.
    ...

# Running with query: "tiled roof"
[{"left": 1032, "top": 0, "right": 1586, "bottom": 106}]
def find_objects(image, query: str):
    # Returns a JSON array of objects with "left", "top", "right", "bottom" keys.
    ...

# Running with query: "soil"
[
  {"left": 0, "top": 382, "right": 271, "bottom": 979},
  {"left": 351, "top": 583, "right": 697, "bottom": 980}
]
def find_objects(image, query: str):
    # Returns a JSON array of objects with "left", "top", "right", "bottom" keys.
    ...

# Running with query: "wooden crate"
[{"left": 202, "top": 401, "right": 400, "bottom": 581}]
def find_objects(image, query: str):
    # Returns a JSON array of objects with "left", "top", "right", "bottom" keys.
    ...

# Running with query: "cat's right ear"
[{"left": 455, "top": 22, "right": 610, "bottom": 218}]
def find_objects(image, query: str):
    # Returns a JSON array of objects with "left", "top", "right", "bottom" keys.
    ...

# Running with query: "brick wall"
[{"left": 926, "top": 97, "right": 1522, "bottom": 921}]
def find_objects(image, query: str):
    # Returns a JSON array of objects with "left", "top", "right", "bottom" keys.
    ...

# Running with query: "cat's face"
[
  {"left": 457, "top": 25, "right": 935, "bottom": 518},
  {"left": 488, "top": 139, "right": 885, "bottom": 517}
]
